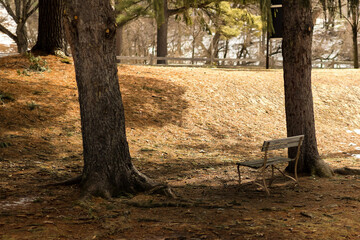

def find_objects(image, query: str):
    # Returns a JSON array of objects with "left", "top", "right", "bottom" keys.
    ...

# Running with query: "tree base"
[
  {"left": 46, "top": 173, "right": 176, "bottom": 199},
  {"left": 312, "top": 159, "right": 334, "bottom": 177}
]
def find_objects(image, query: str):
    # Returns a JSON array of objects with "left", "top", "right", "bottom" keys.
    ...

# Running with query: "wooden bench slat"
[
  {"left": 261, "top": 135, "right": 304, "bottom": 151},
  {"left": 237, "top": 157, "right": 294, "bottom": 169},
  {"left": 236, "top": 135, "right": 304, "bottom": 195}
]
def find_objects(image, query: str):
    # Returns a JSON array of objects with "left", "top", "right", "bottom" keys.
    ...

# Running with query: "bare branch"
[
  {"left": 0, "top": 23, "right": 17, "bottom": 41},
  {"left": 0, "top": 0, "right": 18, "bottom": 22},
  {"left": 24, "top": 2, "right": 38, "bottom": 21}
]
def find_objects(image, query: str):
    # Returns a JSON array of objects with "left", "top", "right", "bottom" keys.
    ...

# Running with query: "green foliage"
[
  {"left": 17, "top": 53, "right": 50, "bottom": 76},
  {"left": 26, "top": 52, "right": 49, "bottom": 72},
  {"left": 116, "top": 0, "right": 152, "bottom": 26},
  {"left": 201, "top": 2, "right": 262, "bottom": 40},
  {"left": 0, "top": 142, "right": 11, "bottom": 148},
  {"left": 0, "top": 91, "right": 15, "bottom": 103},
  {"left": 60, "top": 58, "right": 71, "bottom": 64},
  {"left": 217, "top": 2, "right": 262, "bottom": 39},
  {"left": 27, "top": 101, "right": 40, "bottom": 110}
]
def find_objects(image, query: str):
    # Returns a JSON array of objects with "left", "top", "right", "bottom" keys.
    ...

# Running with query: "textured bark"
[
  {"left": 156, "top": 0, "right": 168, "bottom": 64},
  {"left": 15, "top": 23, "right": 28, "bottom": 54},
  {"left": 32, "top": 0, "right": 64, "bottom": 54},
  {"left": 352, "top": 25, "right": 359, "bottom": 69},
  {"left": 63, "top": 0, "right": 157, "bottom": 197},
  {"left": 282, "top": 0, "right": 333, "bottom": 177}
]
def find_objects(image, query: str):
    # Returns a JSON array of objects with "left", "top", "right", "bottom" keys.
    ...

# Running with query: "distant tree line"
[{"left": 0, "top": 0, "right": 359, "bottom": 68}]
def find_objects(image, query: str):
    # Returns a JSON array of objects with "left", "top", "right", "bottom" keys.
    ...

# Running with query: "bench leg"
[
  {"left": 273, "top": 166, "right": 298, "bottom": 183},
  {"left": 255, "top": 166, "right": 270, "bottom": 196},
  {"left": 237, "top": 164, "right": 241, "bottom": 184},
  {"left": 268, "top": 165, "right": 275, "bottom": 187},
  {"left": 262, "top": 171, "right": 270, "bottom": 196}
]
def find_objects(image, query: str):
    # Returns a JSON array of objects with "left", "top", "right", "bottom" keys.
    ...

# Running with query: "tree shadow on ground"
[
  {"left": 322, "top": 151, "right": 360, "bottom": 160},
  {"left": 0, "top": 75, "right": 80, "bottom": 166},
  {"left": 119, "top": 74, "right": 189, "bottom": 128}
]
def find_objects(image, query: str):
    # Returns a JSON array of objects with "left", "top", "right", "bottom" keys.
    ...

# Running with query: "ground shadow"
[{"left": 119, "top": 74, "right": 189, "bottom": 128}]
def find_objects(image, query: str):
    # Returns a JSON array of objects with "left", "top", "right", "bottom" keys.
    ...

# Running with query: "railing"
[
  {"left": 116, "top": 55, "right": 356, "bottom": 69},
  {"left": 116, "top": 55, "right": 260, "bottom": 67},
  {"left": 0, "top": 53, "right": 356, "bottom": 69}
]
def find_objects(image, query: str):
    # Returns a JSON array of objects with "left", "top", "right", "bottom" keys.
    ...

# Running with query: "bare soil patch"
[{"left": 0, "top": 55, "right": 360, "bottom": 239}]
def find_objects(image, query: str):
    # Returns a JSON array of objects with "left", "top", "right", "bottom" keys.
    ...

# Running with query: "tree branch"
[
  {"left": 24, "top": 2, "right": 38, "bottom": 21},
  {"left": 0, "top": 0, "right": 18, "bottom": 22},
  {"left": 168, "top": 0, "right": 216, "bottom": 16},
  {"left": 0, "top": 23, "right": 17, "bottom": 41}
]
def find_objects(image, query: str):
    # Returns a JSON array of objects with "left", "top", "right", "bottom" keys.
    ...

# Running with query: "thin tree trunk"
[
  {"left": 32, "top": 0, "right": 64, "bottom": 54},
  {"left": 282, "top": 0, "right": 333, "bottom": 177},
  {"left": 156, "top": 0, "right": 168, "bottom": 64},
  {"left": 213, "top": 32, "right": 220, "bottom": 65},
  {"left": 116, "top": 25, "right": 123, "bottom": 62},
  {"left": 223, "top": 39, "right": 229, "bottom": 66},
  {"left": 15, "top": 23, "right": 28, "bottom": 53},
  {"left": 63, "top": 0, "right": 158, "bottom": 197},
  {"left": 352, "top": 25, "right": 359, "bottom": 68}
]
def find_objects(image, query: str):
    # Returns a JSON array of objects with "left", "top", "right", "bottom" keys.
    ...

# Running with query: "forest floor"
[{"left": 0, "top": 55, "right": 360, "bottom": 240}]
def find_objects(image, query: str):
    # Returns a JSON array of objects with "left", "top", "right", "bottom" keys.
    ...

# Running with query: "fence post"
[{"left": 150, "top": 54, "right": 154, "bottom": 66}]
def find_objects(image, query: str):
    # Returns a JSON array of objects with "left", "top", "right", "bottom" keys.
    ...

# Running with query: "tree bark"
[
  {"left": 352, "top": 25, "right": 359, "bottom": 68},
  {"left": 63, "top": 0, "right": 157, "bottom": 197},
  {"left": 15, "top": 22, "right": 28, "bottom": 54},
  {"left": 156, "top": 0, "right": 168, "bottom": 64},
  {"left": 32, "top": 0, "right": 64, "bottom": 54},
  {"left": 282, "top": 0, "right": 333, "bottom": 177}
]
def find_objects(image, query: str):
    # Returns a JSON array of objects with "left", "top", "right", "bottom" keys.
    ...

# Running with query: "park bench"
[{"left": 236, "top": 135, "right": 304, "bottom": 195}]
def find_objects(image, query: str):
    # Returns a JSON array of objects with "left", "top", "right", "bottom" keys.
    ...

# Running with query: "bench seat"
[
  {"left": 237, "top": 157, "right": 294, "bottom": 169},
  {"left": 236, "top": 135, "right": 304, "bottom": 195}
]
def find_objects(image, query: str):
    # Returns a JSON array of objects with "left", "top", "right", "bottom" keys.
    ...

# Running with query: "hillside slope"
[
  {"left": 0, "top": 55, "right": 360, "bottom": 239},
  {"left": 1, "top": 55, "right": 359, "bottom": 172}
]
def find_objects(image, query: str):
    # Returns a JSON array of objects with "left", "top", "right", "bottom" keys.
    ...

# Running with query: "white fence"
[
  {"left": 116, "top": 56, "right": 260, "bottom": 67},
  {"left": 116, "top": 55, "right": 356, "bottom": 69},
  {"left": 0, "top": 53, "right": 355, "bottom": 68}
]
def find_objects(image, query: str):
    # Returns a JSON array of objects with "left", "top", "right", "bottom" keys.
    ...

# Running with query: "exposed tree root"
[
  {"left": 334, "top": 167, "right": 360, "bottom": 175},
  {"left": 313, "top": 159, "right": 334, "bottom": 177},
  {"left": 125, "top": 200, "right": 232, "bottom": 209},
  {"left": 147, "top": 184, "right": 177, "bottom": 199},
  {"left": 44, "top": 175, "right": 82, "bottom": 187}
]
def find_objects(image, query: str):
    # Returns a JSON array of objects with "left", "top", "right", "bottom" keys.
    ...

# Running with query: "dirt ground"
[{"left": 0, "top": 55, "right": 360, "bottom": 240}]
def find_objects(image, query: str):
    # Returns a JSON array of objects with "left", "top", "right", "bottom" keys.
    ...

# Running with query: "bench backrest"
[{"left": 261, "top": 135, "right": 304, "bottom": 152}]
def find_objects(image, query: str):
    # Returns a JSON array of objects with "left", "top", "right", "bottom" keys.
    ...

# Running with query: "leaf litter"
[{"left": 0, "top": 55, "right": 360, "bottom": 239}]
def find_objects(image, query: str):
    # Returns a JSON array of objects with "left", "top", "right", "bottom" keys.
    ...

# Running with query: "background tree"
[
  {"left": 282, "top": 0, "right": 333, "bottom": 177},
  {"left": 115, "top": 0, "right": 152, "bottom": 56},
  {"left": 200, "top": 2, "right": 262, "bottom": 64},
  {"left": 153, "top": 0, "right": 219, "bottom": 64},
  {"left": 320, "top": 0, "right": 360, "bottom": 68},
  {"left": 32, "top": 0, "right": 64, "bottom": 54},
  {"left": 0, "top": 0, "right": 38, "bottom": 53},
  {"left": 63, "top": 0, "right": 168, "bottom": 197}
]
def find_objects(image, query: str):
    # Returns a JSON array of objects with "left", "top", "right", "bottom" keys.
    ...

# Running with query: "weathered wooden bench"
[{"left": 236, "top": 135, "right": 304, "bottom": 195}]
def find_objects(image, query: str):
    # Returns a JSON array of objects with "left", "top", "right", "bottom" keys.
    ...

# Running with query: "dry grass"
[{"left": 0, "top": 55, "right": 360, "bottom": 239}]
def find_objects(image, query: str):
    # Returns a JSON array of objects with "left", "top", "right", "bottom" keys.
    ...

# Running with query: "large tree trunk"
[
  {"left": 156, "top": 0, "right": 168, "bottom": 64},
  {"left": 63, "top": 0, "right": 157, "bottom": 197},
  {"left": 282, "top": 0, "right": 333, "bottom": 177},
  {"left": 32, "top": 0, "right": 64, "bottom": 54}
]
